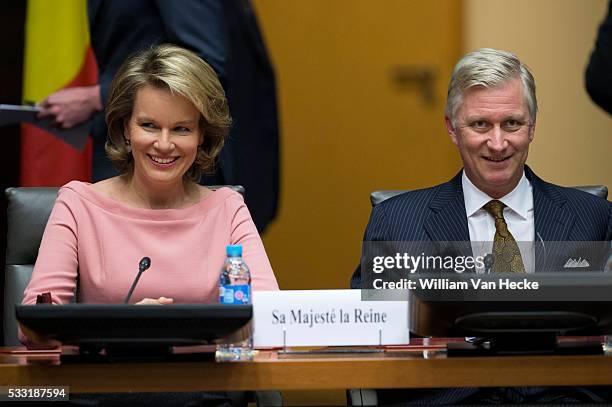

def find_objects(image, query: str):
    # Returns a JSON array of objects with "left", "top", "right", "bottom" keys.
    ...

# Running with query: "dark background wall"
[{"left": 0, "top": 2, "right": 26, "bottom": 344}]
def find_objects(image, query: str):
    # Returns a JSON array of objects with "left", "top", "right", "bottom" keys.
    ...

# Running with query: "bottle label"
[{"left": 219, "top": 284, "right": 250, "bottom": 304}]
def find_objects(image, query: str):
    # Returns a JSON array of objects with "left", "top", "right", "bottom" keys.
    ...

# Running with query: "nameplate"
[{"left": 252, "top": 289, "right": 409, "bottom": 347}]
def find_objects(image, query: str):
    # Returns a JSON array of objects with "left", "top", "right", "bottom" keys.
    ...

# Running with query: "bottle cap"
[{"left": 226, "top": 244, "right": 243, "bottom": 257}]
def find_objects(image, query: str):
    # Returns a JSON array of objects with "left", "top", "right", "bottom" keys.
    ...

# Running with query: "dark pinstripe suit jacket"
[{"left": 351, "top": 165, "right": 612, "bottom": 288}]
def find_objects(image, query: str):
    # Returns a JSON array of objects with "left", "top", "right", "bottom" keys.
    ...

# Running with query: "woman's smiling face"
[{"left": 125, "top": 85, "right": 203, "bottom": 187}]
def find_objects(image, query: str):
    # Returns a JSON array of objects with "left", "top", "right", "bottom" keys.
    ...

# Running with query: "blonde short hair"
[
  {"left": 445, "top": 48, "right": 537, "bottom": 128},
  {"left": 105, "top": 44, "right": 231, "bottom": 182}
]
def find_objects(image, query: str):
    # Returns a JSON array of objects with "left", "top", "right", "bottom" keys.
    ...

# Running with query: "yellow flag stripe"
[{"left": 23, "top": 0, "right": 90, "bottom": 102}]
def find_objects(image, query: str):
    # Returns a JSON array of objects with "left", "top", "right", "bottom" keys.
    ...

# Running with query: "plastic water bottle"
[{"left": 216, "top": 244, "right": 253, "bottom": 361}]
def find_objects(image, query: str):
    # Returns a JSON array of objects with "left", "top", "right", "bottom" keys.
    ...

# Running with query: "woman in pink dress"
[{"left": 21, "top": 44, "right": 278, "bottom": 346}]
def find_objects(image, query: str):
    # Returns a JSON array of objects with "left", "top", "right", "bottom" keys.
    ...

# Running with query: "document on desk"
[{"left": 0, "top": 104, "right": 90, "bottom": 150}]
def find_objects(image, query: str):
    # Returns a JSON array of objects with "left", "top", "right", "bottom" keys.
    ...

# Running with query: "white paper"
[
  {"left": 0, "top": 104, "right": 90, "bottom": 150},
  {"left": 252, "top": 289, "right": 409, "bottom": 347}
]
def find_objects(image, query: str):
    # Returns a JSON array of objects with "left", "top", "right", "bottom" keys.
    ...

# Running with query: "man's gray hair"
[{"left": 445, "top": 48, "right": 537, "bottom": 128}]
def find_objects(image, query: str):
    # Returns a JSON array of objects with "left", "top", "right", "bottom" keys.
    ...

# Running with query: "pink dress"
[{"left": 22, "top": 181, "right": 278, "bottom": 308}]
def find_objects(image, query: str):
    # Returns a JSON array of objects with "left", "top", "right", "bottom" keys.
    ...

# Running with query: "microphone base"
[{"left": 447, "top": 334, "right": 603, "bottom": 357}]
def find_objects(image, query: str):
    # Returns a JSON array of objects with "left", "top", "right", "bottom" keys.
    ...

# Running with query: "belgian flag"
[{"left": 20, "top": 0, "right": 96, "bottom": 186}]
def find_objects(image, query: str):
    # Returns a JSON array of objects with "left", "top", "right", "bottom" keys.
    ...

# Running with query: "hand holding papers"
[{"left": 0, "top": 104, "right": 90, "bottom": 150}]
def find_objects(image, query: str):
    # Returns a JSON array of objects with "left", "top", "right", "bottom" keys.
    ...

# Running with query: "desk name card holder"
[{"left": 252, "top": 289, "right": 409, "bottom": 350}]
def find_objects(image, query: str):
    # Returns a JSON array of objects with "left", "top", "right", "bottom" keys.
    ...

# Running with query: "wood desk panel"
[{"left": 1, "top": 349, "right": 612, "bottom": 393}]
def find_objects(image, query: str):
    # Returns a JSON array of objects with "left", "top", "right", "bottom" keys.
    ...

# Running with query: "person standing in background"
[
  {"left": 39, "top": 0, "right": 280, "bottom": 232},
  {"left": 586, "top": 0, "right": 612, "bottom": 115}
]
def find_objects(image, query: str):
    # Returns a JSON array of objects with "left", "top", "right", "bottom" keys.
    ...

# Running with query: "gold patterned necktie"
[{"left": 483, "top": 200, "right": 525, "bottom": 273}]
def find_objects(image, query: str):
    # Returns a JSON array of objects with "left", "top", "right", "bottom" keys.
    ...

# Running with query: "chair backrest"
[
  {"left": 370, "top": 185, "right": 608, "bottom": 207},
  {"left": 4, "top": 187, "right": 58, "bottom": 345},
  {"left": 3, "top": 185, "right": 245, "bottom": 346}
]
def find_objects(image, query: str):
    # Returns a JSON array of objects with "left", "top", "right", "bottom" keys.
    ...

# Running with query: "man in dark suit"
[
  {"left": 352, "top": 48, "right": 611, "bottom": 288},
  {"left": 40, "top": 0, "right": 279, "bottom": 232},
  {"left": 351, "top": 48, "right": 611, "bottom": 404}
]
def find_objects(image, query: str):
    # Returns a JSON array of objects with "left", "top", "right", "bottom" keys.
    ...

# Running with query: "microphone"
[
  {"left": 139, "top": 257, "right": 151, "bottom": 272},
  {"left": 536, "top": 232, "right": 548, "bottom": 271},
  {"left": 124, "top": 257, "right": 151, "bottom": 304}
]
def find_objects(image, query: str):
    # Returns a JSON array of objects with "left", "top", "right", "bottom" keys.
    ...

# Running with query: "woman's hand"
[
  {"left": 19, "top": 323, "right": 61, "bottom": 350},
  {"left": 135, "top": 297, "right": 174, "bottom": 305}
]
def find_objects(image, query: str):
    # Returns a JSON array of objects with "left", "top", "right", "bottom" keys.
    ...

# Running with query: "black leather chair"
[
  {"left": 4, "top": 187, "right": 58, "bottom": 346},
  {"left": 370, "top": 185, "right": 608, "bottom": 207}
]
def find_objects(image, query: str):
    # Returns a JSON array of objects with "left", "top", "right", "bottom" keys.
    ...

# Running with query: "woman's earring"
[{"left": 125, "top": 138, "right": 132, "bottom": 152}]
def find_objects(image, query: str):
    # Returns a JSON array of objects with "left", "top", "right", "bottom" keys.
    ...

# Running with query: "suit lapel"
[
  {"left": 527, "top": 166, "right": 576, "bottom": 271},
  {"left": 424, "top": 171, "right": 471, "bottom": 243},
  {"left": 528, "top": 166, "right": 575, "bottom": 242}
]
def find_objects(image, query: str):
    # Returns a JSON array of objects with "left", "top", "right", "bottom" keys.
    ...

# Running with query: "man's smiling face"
[{"left": 446, "top": 78, "right": 535, "bottom": 198}]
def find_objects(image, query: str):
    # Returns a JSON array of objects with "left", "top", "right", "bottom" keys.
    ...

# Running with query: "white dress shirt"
[{"left": 462, "top": 171, "right": 536, "bottom": 273}]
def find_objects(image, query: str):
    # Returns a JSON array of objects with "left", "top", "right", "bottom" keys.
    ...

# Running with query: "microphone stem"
[{"left": 124, "top": 270, "right": 144, "bottom": 304}]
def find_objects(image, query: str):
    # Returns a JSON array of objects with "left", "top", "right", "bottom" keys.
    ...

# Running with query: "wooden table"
[{"left": 2, "top": 341, "right": 612, "bottom": 393}]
